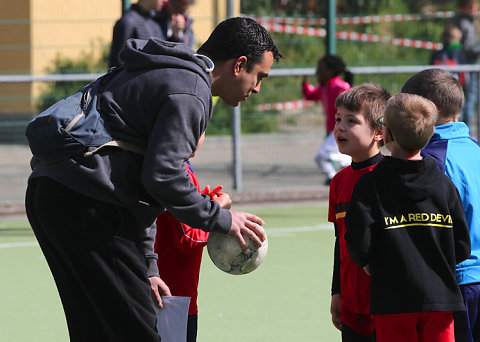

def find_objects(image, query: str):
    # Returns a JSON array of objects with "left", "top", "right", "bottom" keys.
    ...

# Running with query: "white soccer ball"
[{"left": 207, "top": 232, "right": 268, "bottom": 275}]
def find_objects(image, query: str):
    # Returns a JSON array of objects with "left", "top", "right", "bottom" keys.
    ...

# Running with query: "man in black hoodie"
[{"left": 26, "top": 17, "right": 281, "bottom": 342}]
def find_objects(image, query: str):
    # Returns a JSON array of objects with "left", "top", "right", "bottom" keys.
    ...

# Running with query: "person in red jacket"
[
  {"left": 302, "top": 54, "right": 354, "bottom": 184},
  {"left": 155, "top": 132, "right": 230, "bottom": 342}
]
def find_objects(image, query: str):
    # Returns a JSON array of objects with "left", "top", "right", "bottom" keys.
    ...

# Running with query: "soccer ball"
[{"left": 207, "top": 232, "right": 268, "bottom": 275}]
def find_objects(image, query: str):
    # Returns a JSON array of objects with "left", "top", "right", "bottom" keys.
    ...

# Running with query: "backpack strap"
[
  {"left": 84, "top": 140, "right": 145, "bottom": 157},
  {"left": 83, "top": 67, "right": 146, "bottom": 158}
]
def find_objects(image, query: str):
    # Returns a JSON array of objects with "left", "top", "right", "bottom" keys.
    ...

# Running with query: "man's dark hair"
[
  {"left": 197, "top": 17, "right": 282, "bottom": 72},
  {"left": 401, "top": 68, "right": 464, "bottom": 120}
]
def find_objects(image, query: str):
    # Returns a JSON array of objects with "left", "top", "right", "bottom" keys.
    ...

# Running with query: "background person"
[
  {"left": 430, "top": 24, "right": 467, "bottom": 86},
  {"left": 109, "top": 0, "right": 165, "bottom": 68},
  {"left": 450, "top": 0, "right": 480, "bottom": 129},
  {"left": 156, "top": 0, "right": 196, "bottom": 48},
  {"left": 301, "top": 54, "right": 353, "bottom": 184}
]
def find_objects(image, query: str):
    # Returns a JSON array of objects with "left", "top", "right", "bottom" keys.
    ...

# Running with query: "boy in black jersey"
[{"left": 345, "top": 93, "right": 471, "bottom": 342}]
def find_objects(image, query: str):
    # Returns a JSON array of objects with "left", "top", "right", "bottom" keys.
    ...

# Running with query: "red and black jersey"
[
  {"left": 155, "top": 162, "right": 209, "bottom": 316},
  {"left": 328, "top": 154, "right": 383, "bottom": 320}
]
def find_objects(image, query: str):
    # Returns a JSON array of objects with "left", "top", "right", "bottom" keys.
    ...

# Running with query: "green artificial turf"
[{"left": 0, "top": 204, "right": 340, "bottom": 342}]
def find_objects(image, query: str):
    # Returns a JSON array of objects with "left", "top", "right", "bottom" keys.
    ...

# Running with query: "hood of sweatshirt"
[
  {"left": 119, "top": 37, "right": 211, "bottom": 87},
  {"left": 373, "top": 156, "right": 440, "bottom": 203}
]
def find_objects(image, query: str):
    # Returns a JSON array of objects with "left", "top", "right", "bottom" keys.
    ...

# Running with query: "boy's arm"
[
  {"left": 344, "top": 178, "right": 375, "bottom": 267},
  {"left": 330, "top": 224, "right": 342, "bottom": 331},
  {"left": 451, "top": 187, "right": 471, "bottom": 263},
  {"left": 331, "top": 223, "right": 341, "bottom": 295}
]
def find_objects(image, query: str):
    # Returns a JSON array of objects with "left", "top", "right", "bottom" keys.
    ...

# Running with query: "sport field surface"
[{"left": 0, "top": 204, "right": 340, "bottom": 341}]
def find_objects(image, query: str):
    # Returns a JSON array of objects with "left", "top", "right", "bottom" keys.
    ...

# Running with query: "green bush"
[{"left": 37, "top": 42, "right": 109, "bottom": 112}]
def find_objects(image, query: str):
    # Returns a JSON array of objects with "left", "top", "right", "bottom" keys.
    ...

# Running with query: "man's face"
[{"left": 222, "top": 51, "right": 274, "bottom": 107}]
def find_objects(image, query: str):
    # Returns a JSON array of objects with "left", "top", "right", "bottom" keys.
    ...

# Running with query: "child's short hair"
[
  {"left": 401, "top": 69, "right": 464, "bottom": 122},
  {"left": 384, "top": 93, "right": 438, "bottom": 152},
  {"left": 335, "top": 83, "right": 391, "bottom": 129}
]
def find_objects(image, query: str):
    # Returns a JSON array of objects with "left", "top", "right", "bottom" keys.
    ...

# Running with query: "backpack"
[{"left": 25, "top": 68, "right": 144, "bottom": 163}]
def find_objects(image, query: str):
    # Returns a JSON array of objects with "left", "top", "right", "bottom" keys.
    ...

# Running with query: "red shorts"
[{"left": 374, "top": 311, "right": 454, "bottom": 342}]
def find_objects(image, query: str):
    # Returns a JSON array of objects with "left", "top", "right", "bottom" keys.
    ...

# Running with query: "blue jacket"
[{"left": 421, "top": 122, "right": 480, "bottom": 285}]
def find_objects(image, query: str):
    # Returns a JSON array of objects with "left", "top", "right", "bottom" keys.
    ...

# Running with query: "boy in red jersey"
[
  {"left": 328, "top": 83, "right": 390, "bottom": 341},
  {"left": 155, "top": 132, "right": 231, "bottom": 342}
]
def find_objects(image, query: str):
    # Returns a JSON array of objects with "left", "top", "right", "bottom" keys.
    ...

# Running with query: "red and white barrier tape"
[
  {"left": 258, "top": 21, "right": 442, "bottom": 50},
  {"left": 260, "top": 22, "right": 327, "bottom": 36},
  {"left": 256, "top": 100, "right": 315, "bottom": 112},
  {"left": 336, "top": 31, "right": 442, "bottom": 50},
  {"left": 244, "top": 11, "right": 456, "bottom": 26}
]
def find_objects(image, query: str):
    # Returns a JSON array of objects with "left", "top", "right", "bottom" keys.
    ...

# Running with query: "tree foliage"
[{"left": 37, "top": 42, "right": 109, "bottom": 112}]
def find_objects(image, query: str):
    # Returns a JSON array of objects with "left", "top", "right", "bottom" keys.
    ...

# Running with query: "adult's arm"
[
  {"left": 141, "top": 94, "right": 265, "bottom": 251},
  {"left": 450, "top": 187, "right": 471, "bottom": 263}
]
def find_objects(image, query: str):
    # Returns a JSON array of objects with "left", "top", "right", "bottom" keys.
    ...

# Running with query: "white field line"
[
  {"left": 0, "top": 224, "right": 332, "bottom": 248},
  {"left": 266, "top": 223, "right": 331, "bottom": 235},
  {"left": 0, "top": 241, "right": 39, "bottom": 249}
]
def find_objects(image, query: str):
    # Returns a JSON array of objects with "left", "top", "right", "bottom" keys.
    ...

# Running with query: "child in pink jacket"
[{"left": 302, "top": 54, "right": 354, "bottom": 184}]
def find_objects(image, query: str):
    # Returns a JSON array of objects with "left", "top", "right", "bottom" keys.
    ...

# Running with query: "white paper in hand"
[{"left": 155, "top": 296, "right": 191, "bottom": 342}]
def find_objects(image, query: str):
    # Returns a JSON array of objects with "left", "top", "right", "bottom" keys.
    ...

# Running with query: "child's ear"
[
  {"left": 374, "top": 128, "right": 383, "bottom": 143},
  {"left": 374, "top": 128, "right": 384, "bottom": 147}
]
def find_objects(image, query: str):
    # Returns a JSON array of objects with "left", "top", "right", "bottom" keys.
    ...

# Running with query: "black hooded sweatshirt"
[
  {"left": 345, "top": 156, "right": 471, "bottom": 314},
  {"left": 29, "top": 38, "right": 231, "bottom": 276}
]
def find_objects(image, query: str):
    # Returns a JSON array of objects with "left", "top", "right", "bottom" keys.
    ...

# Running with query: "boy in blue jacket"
[{"left": 402, "top": 68, "right": 480, "bottom": 342}]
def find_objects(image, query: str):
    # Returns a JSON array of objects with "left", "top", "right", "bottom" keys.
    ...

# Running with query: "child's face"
[{"left": 334, "top": 105, "right": 382, "bottom": 162}]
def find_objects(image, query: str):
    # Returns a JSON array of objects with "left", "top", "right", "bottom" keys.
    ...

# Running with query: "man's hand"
[
  {"left": 228, "top": 211, "right": 266, "bottom": 253},
  {"left": 330, "top": 293, "right": 342, "bottom": 331},
  {"left": 149, "top": 276, "right": 171, "bottom": 308}
]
